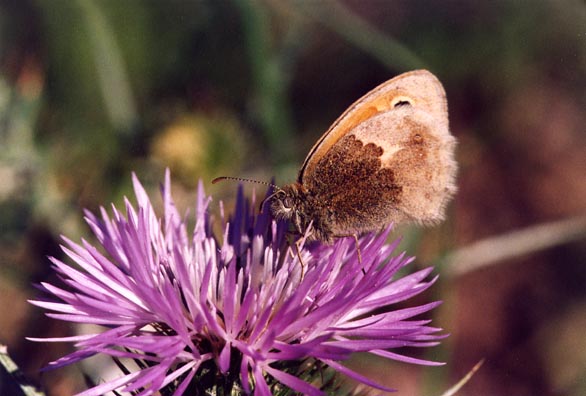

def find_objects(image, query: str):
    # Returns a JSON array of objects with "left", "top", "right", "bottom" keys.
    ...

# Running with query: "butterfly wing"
[
  {"left": 298, "top": 70, "right": 449, "bottom": 183},
  {"left": 300, "top": 70, "right": 456, "bottom": 234}
]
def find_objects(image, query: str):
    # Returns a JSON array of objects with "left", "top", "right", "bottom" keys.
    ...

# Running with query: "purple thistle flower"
[{"left": 29, "top": 170, "right": 445, "bottom": 396}]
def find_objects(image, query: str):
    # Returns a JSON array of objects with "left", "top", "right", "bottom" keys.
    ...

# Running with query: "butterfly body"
[{"left": 270, "top": 70, "right": 457, "bottom": 243}]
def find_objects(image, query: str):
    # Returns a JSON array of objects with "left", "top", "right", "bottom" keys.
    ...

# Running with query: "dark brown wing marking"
[{"left": 306, "top": 134, "right": 404, "bottom": 234}]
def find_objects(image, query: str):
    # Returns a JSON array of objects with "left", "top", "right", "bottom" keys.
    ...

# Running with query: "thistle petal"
[{"left": 30, "top": 171, "right": 445, "bottom": 395}]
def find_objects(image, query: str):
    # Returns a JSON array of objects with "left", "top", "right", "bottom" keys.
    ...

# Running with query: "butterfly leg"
[
  {"left": 333, "top": 233, "right": 364, "bottom": 273},
  {"left": 293, "top": 238, "right": 306, "bottom": 281},
  {"left": 352, "top": 234, "right": 362, "bottom": 264},
  {"left": 286, "top": 229, "right": 312, "bottom": 282}
]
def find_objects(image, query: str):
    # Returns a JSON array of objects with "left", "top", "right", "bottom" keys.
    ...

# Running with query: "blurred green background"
[{"left": 1, "top": 1, "right": 585, "bottom": 395}]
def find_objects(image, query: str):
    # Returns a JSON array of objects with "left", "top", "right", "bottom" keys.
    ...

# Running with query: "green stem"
[
  {"left": 233, "top": 0, "right": 295, "bottom": 166},
  {"left": 298, "top": 0, "right": 427, "bottom": 71}
]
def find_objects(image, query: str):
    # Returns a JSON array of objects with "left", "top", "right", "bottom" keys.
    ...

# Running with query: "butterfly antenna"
[
  {"left": 212, "top": 176, "right": 279, "bottom": 191},
  {"left": 212, "top": 176, "right": 284, "bottom": 213}
]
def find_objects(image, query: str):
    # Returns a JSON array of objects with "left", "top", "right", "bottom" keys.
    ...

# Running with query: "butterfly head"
[{"left": 268, "top": 183, "right": 312, "bottom": 235}]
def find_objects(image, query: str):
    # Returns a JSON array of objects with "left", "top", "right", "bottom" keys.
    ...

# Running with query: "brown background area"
[{"left": 1, "top": 1, "right": 585, "bottom": 395}]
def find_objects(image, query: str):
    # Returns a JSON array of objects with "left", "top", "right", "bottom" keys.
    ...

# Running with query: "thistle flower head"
[{"left": 30, "top": 170, "right": 444, "bottom": 395}]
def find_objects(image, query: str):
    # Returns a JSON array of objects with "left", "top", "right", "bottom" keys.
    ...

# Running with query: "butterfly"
[{"left": 266, "top": 70, "right": 457, "bottom": 244}]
